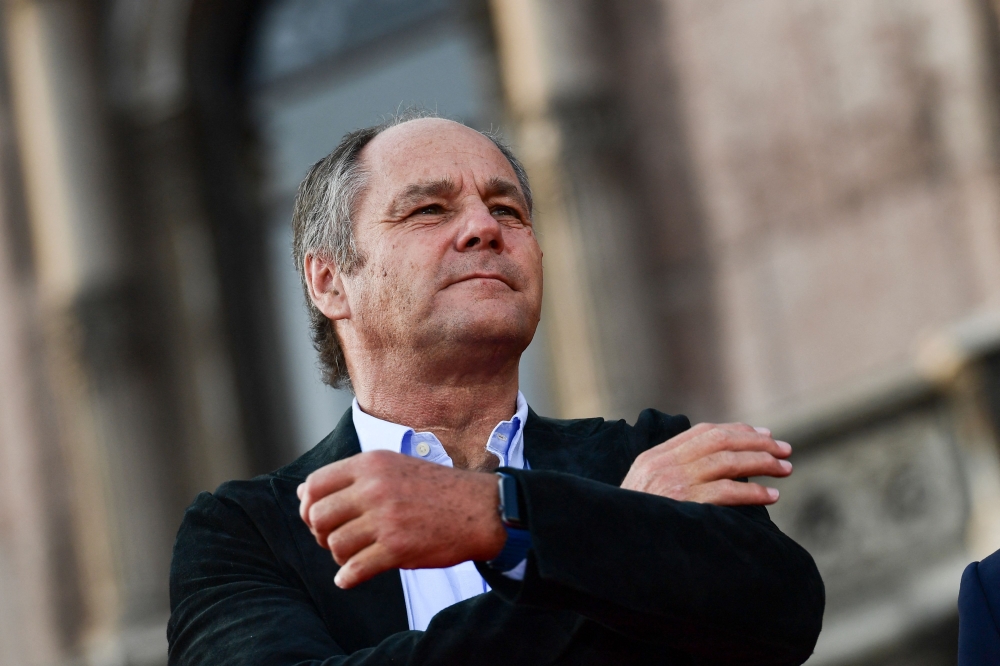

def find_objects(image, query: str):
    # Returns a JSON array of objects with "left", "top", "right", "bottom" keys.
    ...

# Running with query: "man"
[
  {"left": 958, "top": 548, "right": 1000, "bottom": 664},
  {"left": 167, "top": 114, "right": 825, "bottom": 665}
]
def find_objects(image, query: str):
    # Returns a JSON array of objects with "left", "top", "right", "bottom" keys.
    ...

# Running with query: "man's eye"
[
  {"left": 491, "top": 206, "right": 517, "bottom": 218},
  {"left": 415, "top": 205, "right": 443, "bottom": 215}
]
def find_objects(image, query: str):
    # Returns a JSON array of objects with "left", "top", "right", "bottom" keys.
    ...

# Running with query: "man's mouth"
[{"left": 447, "top": 272, "right": 514, "bottom": 289}]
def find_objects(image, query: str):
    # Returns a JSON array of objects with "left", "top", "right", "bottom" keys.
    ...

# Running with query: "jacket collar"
[
  {"left": 273, "top": 405, "right": 625, "bottom": 485},
  {"left": 272, "top": 407, "right": 361, "bottom": 482}
]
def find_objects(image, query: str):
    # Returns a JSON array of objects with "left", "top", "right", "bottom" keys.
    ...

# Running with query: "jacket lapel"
[
  {"left": 272, "top": 408, "right": 411, "bottom": 648},
  {"left": 267, "top": 406, "right": 631, "bottom": 649},
  {"left": 273, "top": 408, "right": 363, "bottom": 482}
]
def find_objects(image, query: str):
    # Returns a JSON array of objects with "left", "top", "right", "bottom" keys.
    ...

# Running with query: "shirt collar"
[
  {"left": 352, "top": 400, "right": 413, "bottom": 454},
  {"left": 351, "top": 391, "right": 529, "bottom": 469},
  {"left": 486, "top": 391, "right": 528, "bottom": 468}
]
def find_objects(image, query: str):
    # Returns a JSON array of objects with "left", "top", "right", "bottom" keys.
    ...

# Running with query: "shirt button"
[
  {"left": 497, "top": 434, "right": 507, "bottom": 441},
  {"left": 415, "top": 442, "right": 431, "bottom": 457}
]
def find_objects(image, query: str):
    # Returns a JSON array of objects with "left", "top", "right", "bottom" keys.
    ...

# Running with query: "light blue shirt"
[{"left": 351, "top": 392, "right": 530, "bottom": 632}]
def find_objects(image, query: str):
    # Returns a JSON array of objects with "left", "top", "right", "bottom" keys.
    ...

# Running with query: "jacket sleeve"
[
  {"left": 958, "top": 556, "right": 1000, "bottom": 665},
  {"left": 478, "top": 467, "right": 826, "bottom": 666},
  {"left": 167, "top": 490, "right": 580, "bottom": 666}
]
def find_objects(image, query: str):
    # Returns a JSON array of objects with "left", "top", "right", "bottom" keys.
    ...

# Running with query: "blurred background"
[{"left": 1, "top": 0, "right": 1000, "bottom": 664}]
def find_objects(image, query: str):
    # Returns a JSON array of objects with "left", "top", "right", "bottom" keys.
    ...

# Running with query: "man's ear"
[{"left": 304, "top": 252, "right": 350, "bottom": 321}]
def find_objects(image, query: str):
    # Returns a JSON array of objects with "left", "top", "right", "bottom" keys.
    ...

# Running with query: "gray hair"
[{"left": 291, "top": 111, "right": 534, "bottom": 389}]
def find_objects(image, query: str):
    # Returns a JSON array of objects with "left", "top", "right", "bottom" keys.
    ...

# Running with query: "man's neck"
[{"left": 352, "top": 358, "right": 521, "bottom": 472}]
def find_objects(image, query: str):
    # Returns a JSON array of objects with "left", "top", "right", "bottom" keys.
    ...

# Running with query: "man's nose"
[{"left": 455, "top": 205, "right": 505, "bottom": 253}]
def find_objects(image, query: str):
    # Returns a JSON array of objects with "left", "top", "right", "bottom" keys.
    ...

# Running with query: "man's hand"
[
  {"left": 297, "top": 451, "right": 506, "bottom": 589},
  {"left": 621, "top": 423, "right": 792, "bottom": 505}
]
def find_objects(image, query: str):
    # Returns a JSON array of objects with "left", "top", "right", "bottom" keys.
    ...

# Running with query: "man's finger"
[
  {"left": 334, "top": 542, "right": 398, "bottom": 589},
  {"left": 692, "top": 450, "right": 792, "bottom": 483},
  {"left": 690, "top": 479, "right": 780, "bottom": 506},
  {"left": 651, "top": 421, "right": 722, "bottom": 452},
  {"left": 327, "top": 516, "right": 376, "bottom": 565},
  {"left": 669, "top": 428, "right": 791, "bottom": 465},
  {"left": 648, "top": 423, "right": 779, "bottom": 461},
  {"left": 299, "top": 460, "right": 357, "bottom": 525},
  {"left": 308, "top": 486, "right": 364, "bottom": 545}
]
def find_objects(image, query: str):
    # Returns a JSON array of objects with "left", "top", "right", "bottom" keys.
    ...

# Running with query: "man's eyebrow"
[
  {"left": 483, "top": 177, "right": 528, "bottom": 211},
  {"left": 385, "top": 178, "right": 460, "bottom": 218}
]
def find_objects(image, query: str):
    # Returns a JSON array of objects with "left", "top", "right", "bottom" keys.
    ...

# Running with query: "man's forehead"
[{"left": 361, "top": 118, "right": 516, "bottom": 183}]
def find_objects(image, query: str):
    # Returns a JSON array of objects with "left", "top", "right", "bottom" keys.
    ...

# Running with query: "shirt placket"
[{"left": 409, "top": 431, "right": 453, "bottom": 467}]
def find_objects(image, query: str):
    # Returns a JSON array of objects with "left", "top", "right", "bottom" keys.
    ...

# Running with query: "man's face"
[{"left": 339, "top": 118, "right": 543, "bottom": 372}]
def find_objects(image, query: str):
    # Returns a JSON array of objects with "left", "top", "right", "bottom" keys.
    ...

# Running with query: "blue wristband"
[{"left": 488, "top": 526, "right": 532, "bottom": 572}]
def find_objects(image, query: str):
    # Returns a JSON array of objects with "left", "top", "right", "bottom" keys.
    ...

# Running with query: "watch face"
[{"left": 499, "top": 474, "right": 523, "bottom": 528}]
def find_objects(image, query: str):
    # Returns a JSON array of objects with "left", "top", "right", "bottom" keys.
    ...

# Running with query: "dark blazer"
[
  {"left": 168, "top": 408, "right": 825, "bottom": 665},
  {"left": 959, "top": 549, "right": 1000, "bottom": 664}
]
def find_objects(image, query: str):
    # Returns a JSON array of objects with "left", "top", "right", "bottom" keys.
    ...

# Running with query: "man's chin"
[
  {"left": 421, "top": 311, "right": 536, "bottom": 351},
  {"left": 417, "top": 290, "right": 540, "bottom": 349}
]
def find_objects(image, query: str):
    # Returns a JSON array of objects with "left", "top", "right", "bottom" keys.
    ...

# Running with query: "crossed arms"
[
  {"left": 297, "top": 422, "right": 796, "bottom": 588},
  {"left": 168, "top": 420, "right": 824, "bottom": 665}
]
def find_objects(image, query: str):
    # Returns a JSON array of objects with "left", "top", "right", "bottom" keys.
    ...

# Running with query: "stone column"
[
  {"left": 1, "top": 1, "right": 249, "bottom": 662},
  {"left": 490, "top": 0, "right": 669, "bottom": 420},
  {"left": 3, "top": 1, "right": 124, "bottom": 658},
  {"left": 0, "top": 7, "right": 82, "bottom": 658}
]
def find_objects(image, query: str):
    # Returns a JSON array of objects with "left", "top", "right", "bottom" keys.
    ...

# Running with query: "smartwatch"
[
  {"left": 497, "top": 472, "right": 525, "bottom": 529},
  {"left": 487, "top": 472, "right": 532, "bottom": 572}
]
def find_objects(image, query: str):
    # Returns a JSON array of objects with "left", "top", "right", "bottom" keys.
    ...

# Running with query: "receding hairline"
[
  {"left": 366, "top": 118, "right": 520, "bottom": 173},
  {"left": 353, "top": 118, "right": 529, "bottom": 218},
  {"left": 363, "top": 116, "right": 488, "bottom": 152}
]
